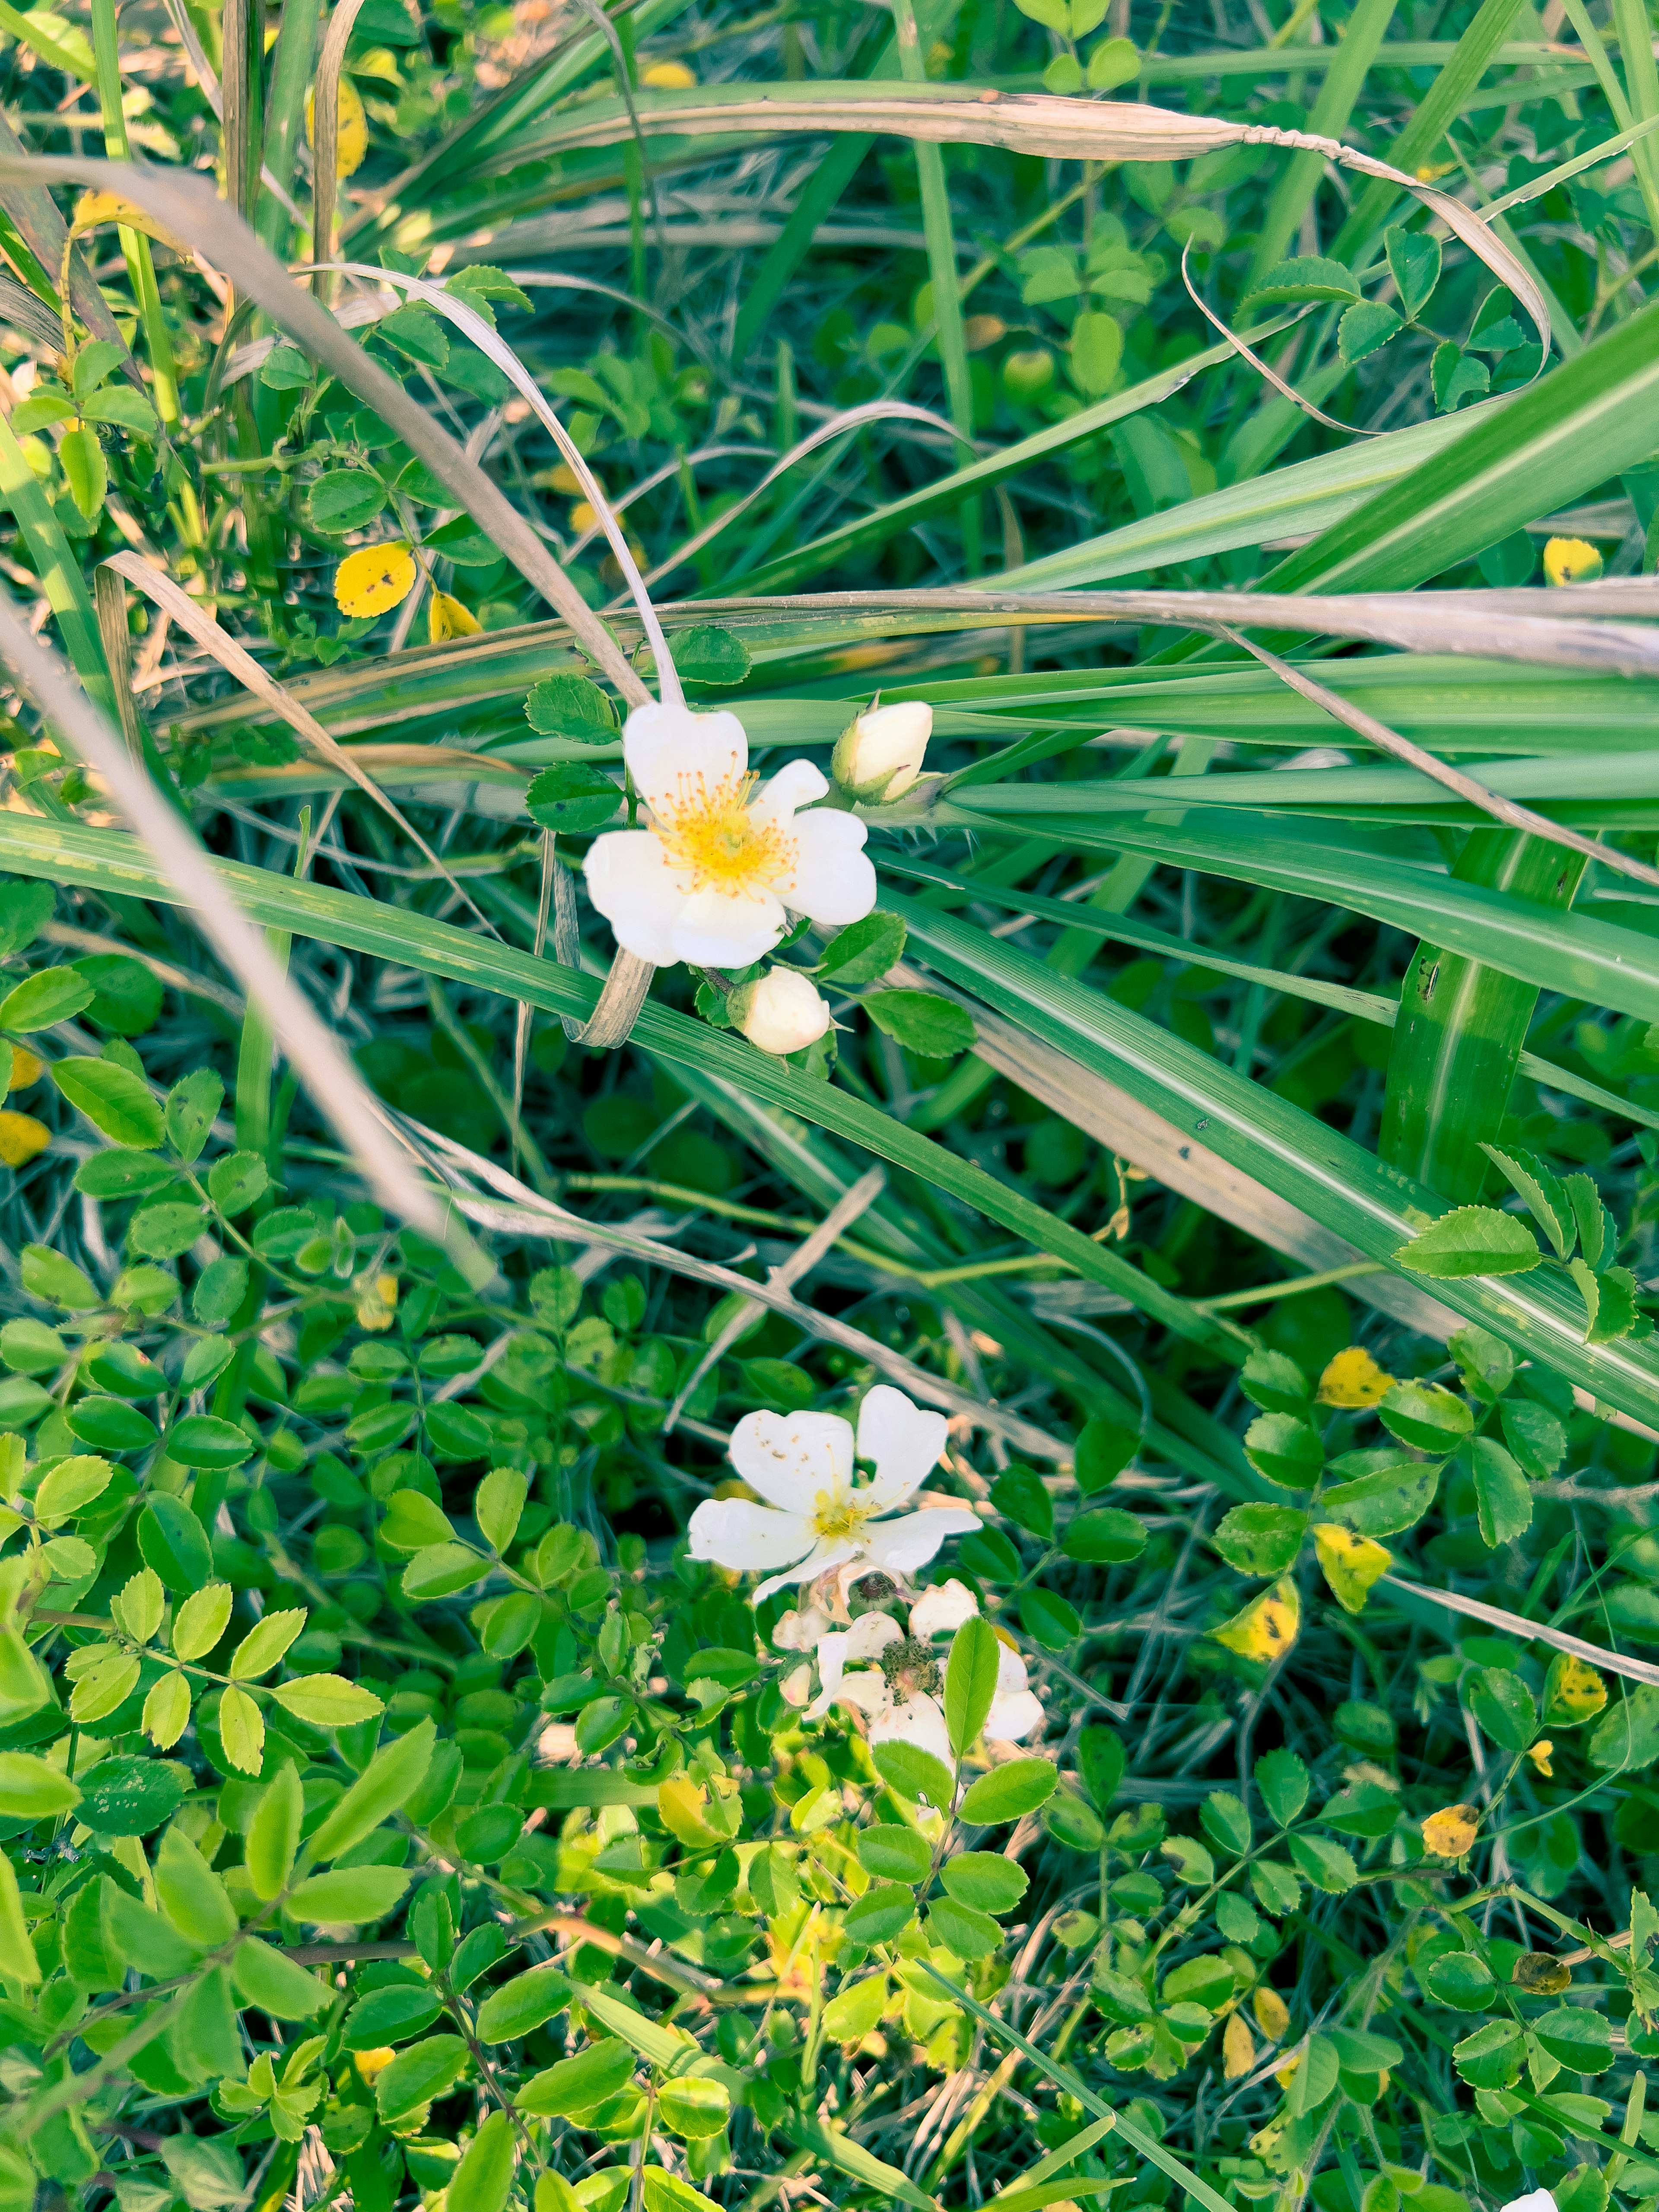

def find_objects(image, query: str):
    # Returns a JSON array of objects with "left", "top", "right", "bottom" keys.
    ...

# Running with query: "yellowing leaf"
[
  {"left": 1544, "top": 535, "right": 1604, "bottom": 586},
  {"left": 1210, "top": 1576, "right": 1300, "bottom": 1664},
  {"left": 658, "top": 1776, "right": 718, "bottom": 1848},
  {"left": 1421, "top": 1802, "right": 1480, "bottom": 1857},
  {"left": 1316, "top": 1345, "right": 1393, "bottom": 1408},
  {"left": 640, "top": 58, "right": 696, "bottom": 84},
  {"left": 1312, "top": 1523, "right": 1392, "bottom": 1615},
  {"left": 428, "top": 591, "right": 481, "bottom": 642},
  {"left": 306, "top": 76, "right": 368, "bottom": 177},
  {"left": 8, "top": 1049, "right": 42, "bottom": 1092},
  {"left": 1252, "top": 1986, "right": 1289, "bottom": 2039},
  {"left": 334, "top": 543, "right": 416, "bottom": 618},
  {"left": 354, "top": 2047, "right": 396, "bottom": 2081},
  {"left": 0, "top": 1113, "right": 50, "bottom": 1169},
  {"left": 71, "top": 191, "right": 193, "bottom": 255},
  {"left": 1222, "top": 2010, "right": 1255, "bottom": 2079},
  {"left": 1543, "top": 1650, "right": 1608, "bottom": 1726},
  {"left": 1526, "top": 1739, "right": 1554, "bottom": 1777}
]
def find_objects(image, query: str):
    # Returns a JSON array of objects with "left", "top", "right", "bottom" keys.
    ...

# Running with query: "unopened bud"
[
  {"left": 733, "top": 967, "right": 830, "bottom": 1057},
  {"left": 831, "top": 700, "right": 932, "bottom": 801}
]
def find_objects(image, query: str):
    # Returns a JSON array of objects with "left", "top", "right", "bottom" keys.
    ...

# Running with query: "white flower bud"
[
  {"left": 832, "top": 700, "right": 933, "bottom": 801},
  {"left": 736, "top": 968, "right": 831, "bottom": 1057}
]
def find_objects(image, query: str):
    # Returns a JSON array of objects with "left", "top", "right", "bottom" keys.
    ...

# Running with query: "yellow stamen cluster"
[
  {"left": 812, "top": 1487, "right": 873, "bottom": 1541},
  {"left": 654, "top": 771, "right": 792, "bottom": 895}
]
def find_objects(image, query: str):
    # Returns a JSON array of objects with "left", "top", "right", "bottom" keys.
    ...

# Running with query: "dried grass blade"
[
  {"left": 1382, "top": 1573, "right": 1659, "bottom": 1690},
  {"left": 313, "top": 0, "right": 369, "bottom": 303},
  {"left": 1214, "top": 621, "right": 1659, "bottom": 888}
]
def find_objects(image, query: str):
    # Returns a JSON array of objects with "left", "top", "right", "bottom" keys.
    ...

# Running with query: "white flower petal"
[
  {"left": 847, "top": 1611, "right": 903, "bottom": 1660},
  {"left": 582, "top": 830, "right": 689, "bottom": 964},
  {"left": 861, "top": 1506, "right": 982, "bottom": 1578},
  {"left": 807, "top": 1629, "right": 851, "bottom": 1716},
  {"left": 857, "top": 1385, "right": 951, "bottom": 1511},
  {"left": 870, "top": 1689, "right": 953, "bottom": 1775},
  {"left": 774, "top": 1604, "right": 832, "bottom": 1653},
  {"left": 1500, "top": 2191, "right": 1557, "bottom": 2212},
  {"left": 669, "top": 885, "right": 788, "bottom": 968},
  {"left": 752, "top": 758, "right": 829, "bottom": 824},
  {"left": 779, "top": 808, "right": 877, "bottom": 926},
  {"left": 910, "top": 1580, "right": 979, "bottom": 1638},
  {"left": 836, "top": 1668, "right": 893, "bottom": 1720},
  {"left": 623, "top": 701, "right": 747, "bottom": 816},
  {"left": 994, "top": 1641, "right": 1029, "bottom": 1698},
  {"left": 754, "top": 1538, "right": 860, "bottom": 1605},
  {"left": 731, "top": 1409, "right": 855, "bottom": 1513},
  {"left": 985, "top": 1690, "right": 1045, "bottom": 1744},
  {"left": 781, "top": 1662, "right": 813, "bottom": 1708},
  {"left": 687, "top": 1497, "right": 815, "bottom": 1572}
]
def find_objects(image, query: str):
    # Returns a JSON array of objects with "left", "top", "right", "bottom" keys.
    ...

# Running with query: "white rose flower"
[
  {"left": 910, "top": 1580, "right": 1044, "bottom": 1741},
  {"left": 1500, "top": 2193, "right": 1557, "bottom": 2212},
  {"left": 807, "top": 1600, "right": 1044, "bottom": 1772},
  {"left": 909, "top": 1578, "right": 980, "bottom": 1638},
  {"left": 832, "top": 701, "right": 933, "bottom": 801},
  {"left": 687, "top": 1384, "right": 979, "bottom": 1602},
  {"left": 737, "top": 968, "right": 831, "bottom": 1056},
  {"left": 773, "top": 1603, "right": 832, "bottom": 1652},
  {"left": 584, "top": 701, "right": 876, "bottom": 969}
]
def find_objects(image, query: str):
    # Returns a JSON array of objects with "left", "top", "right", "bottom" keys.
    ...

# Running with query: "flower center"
[
  {"left": 812, "top": 1487, "right": 872, "bottom": 1542},
  {"left": 880, "top": 1638, "right": 941, "bottom": 1702},
  {"left": 653, "top": 770, "right": 793, "bottom": 896}
]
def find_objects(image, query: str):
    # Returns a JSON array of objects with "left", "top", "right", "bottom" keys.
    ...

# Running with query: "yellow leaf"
[
  {"left": 658, "top": 1776, "right": 718, "bottom": 1848},
  {"left": 1316, "top": 1345, "right": 1393, "bottom": 1408},
  {"left": 1222, "top": 2011, "right": 1255, "bottom": 2079},
  {"left": 571, "top": 500, "right": 599, "bottom": 533},
  {"left": 305, "top": 75, "right": 368, "bottom": 177},
  {"left": 8, "top": 1049, "right": 42, "bottom": 1092},
  {"left": 1421, "top": 1802, "right": 1480, "bottom": 1858},
  {"left": 1312, "top": 1523, "right": 1392, "bottom": 1615},
  {"left": 428, "top": 591, "right": 481, "bottom": 643},
  {"left": 1210, "top": 1576, "right": 1300, "bottom": 1664},
  {"left": 354, "top": 2047, "right": 395, "bottom": 2081},
  {"left": 334, "top": 542, "right": 416, "bottom": 618},
  {"left": 1526, "top": 1739, "right": 1554, "bottom": 1778},
  {"left": 71, "top": 191, "right": 194, "bottom": 255},
  {"left": 1252, "top": 1986, "right": 1289, "bottom": 2039},
  {"left": 1544, "top": 535, "right": 1604, "bottom": 587},
  {"left": 640, "top": 58, "right": 696, "bottom": 85},
  {"left": 1544, "top": 1650, "right": 1607, "bottom": 1724},
  {"left": 0, "top": 1113, "right": 49, "bottom": 1169}
]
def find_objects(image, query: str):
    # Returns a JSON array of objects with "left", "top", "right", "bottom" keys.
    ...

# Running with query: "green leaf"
[
  {"left": 1074, "top": 1415, "right": 1138, "bottom": 1492},
  {"left": 1470, "top": 1436, "right": 1533, "bottom": 1547},
  {"left": 311, "top": 1719, "right": 435, "bottom": 1860},
  {"left": 155, "top": 1825, "right": 238, "bottom": 1947},
  {"left": 1062, "top": 1506, "right": 1147, "bottom": 1563},
  {"left": 873, "top": 1738, "right": 955, "bottom": 1808},
  {"left": 1214, "top": 1503, "right": 1307, "bottom": 1576},
  {"left": 990, "top": 1464, "right": 1053, "bottom": 1538},
  {"left": 1377, "top": 1379, "right": 1473, "bottom": 1452},
  {"left": 1535, "top": 2008, "right": 1613, "bottom": 2073},
  {"left": 172, "top": 1583, "right": 234, "bottom": 1661},
  {"left": 52, "top": 1057, "right": 162, "bottom": 1146},
  {"left": 228, "top": 1609, "right": 306, "bottom": 1681},
  {"left": 857, "top": 1826, "right": 933, "bottom": 1883},
  {"left": 818, "top": 912, "right": 909, "bottom": 989},
  {"left": 670, "top": 624, "right": 751, "bottom": 686},
  {"left": 247, "top": 1762, "right": 303, "bottom": 1900},
  {"left": 1241, "top": 1348, "right": 1310, "bottom": 1414},
  {"left": 1338, "top": 300, "right": 1402, "bottom": 364},
  {"left": 232, "top": 1937, "right": 328, "bottom": 2018},
  {"left": 1255, "top": 1747, "right": 1309, "bottom": 1827},
  {"left": 475, "top": 1960, "right": 572, "bottom": 2041},
  {"left": 1241, "top": 254, "right": 1360, "bottom": 305},
  {"left": 0, "top": 1751, "right": 79, "bottom": 1821},
  {"left": 941, "top": 1852, "right": 1028, "bottom": 1915},
  {"left": 207, "top": 1150, "right": 270, "bottom": 1217},
  {"left": 524, "top": 763, "right": 622, "bottom": 833},
  {"left": 1384, "top": 225, "right": 1441, "bottom": 318},
  {"left": 1468, "top": 1665, "right": 1538, "bottom": 1751},
  {"left": 1453, "top": 2017, "right": 1522, "bottom": 2088},
  {"left": 139, "top": 1495, "right": 213, "bottom": 1593},
  {"left": 33, "top": 1453, "right": 113, "bottom": 1527},
  {"left": 519, "top": 2039, "right": 636, "bottom": 2117},
  {"left": 958, "top": 1758, "right": 1057, "bottom": 1824},
  {"left": 1287, "top": 1833, "right": 1357, "bottom": 1893},
  {"left": 927, "top": 1895, "right": 1003, "bottom": 1957},
  {"left": 1021, "top": 1587, "right": 1081, "bottom": 1649},
  {"left": 1395, "top": 1205, "right": 1541, "bottom": 1277},
  {"left": 269, "top": 1674, "right": 386, "bottom": 1727},
  {"left": 1243, "top": 1411, "right": 1322, "bottom": 1489},
  {"left": 102, "top": 1880, "right": 203, "bottom": 1978},
  {"left": 288, "top": 1866, "right": 413, "bottom": 1923},
  {"left": 1481, "top": 1144, "right": 1573, "bottom": 1259},
  {"left": 447, "top": 2113, "right": 515, "bottom": 2212},
  {"left": 346, "top": 1986, "right": 444, "bottom": 2048},
  {"left": 0, "top": 966, "right": 92, "bottom": 1032},
  {"left": 944, "top": 1614, "right": 1000, "bottom": 1756},
  {"left": 21, "top": 1243, "right": 99, "bottom": 1310},
  {"left": 165, "top": 1069, "right": 222, "bottom": 1162},
  {"left": 865, "top": 989, "right": 976, "bottom": 1058},
  {"left": 1321, "top": 1450, "right": 1443, "bottom": 1536},
  {"left": 523, "top": 674, "right": 618, "bottom": 741},
  {"left": 476, "top": 1468, "right": 527, "bottom": 1553},
  {"left": 167, "top": 1414, "right": 255, "bottom": 1470},
  {"left": 307, "top": 469, "right": 388, "bottom": 534},
  {"left": 375, "top": 2034, "right": 471, "bottom": 2123},
  {"left": 402, "top": 1541, "right": 487, "bottom": 1599}
]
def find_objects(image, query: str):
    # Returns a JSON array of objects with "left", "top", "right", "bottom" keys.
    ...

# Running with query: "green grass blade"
[
  {"left": 1246, "top": 0, "right": 1396, "bottom": 286},
  {"left": 0, "top": 414, "right": 111, "bottom": 712}
]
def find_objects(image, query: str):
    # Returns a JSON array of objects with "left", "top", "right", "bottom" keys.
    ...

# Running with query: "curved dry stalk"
[
  {"left": 100, "top": 550, "right": 505, "bottom": 935},
  {"left": 1214, "top": 620, "right": 1659, "bottom": 889},
  {"left": 0, "top": 584, "right": 469, "bottom": 1257},
  {"left": 1180, "top": 244, "right": 1370, "bottom": 437},
  {"left": 494, "top": 88, "right": 1549, "bottom": 357},
  {"left": 0, "top": 153, "right": 646, "bottom": 705},
  {"left": 312, "top": 0, "right": 369, "bottom": 304}
]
